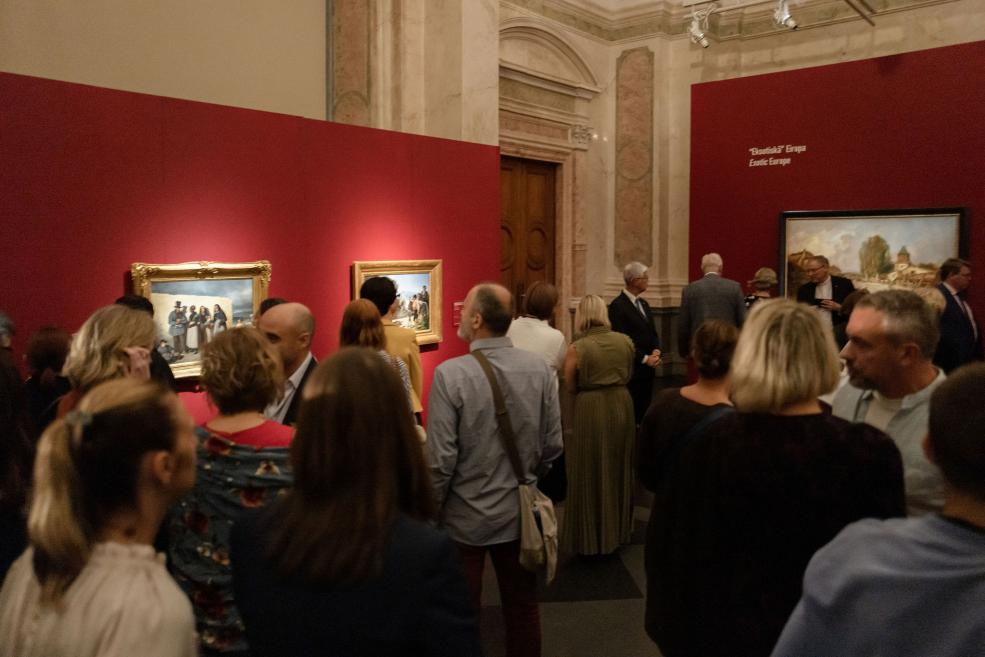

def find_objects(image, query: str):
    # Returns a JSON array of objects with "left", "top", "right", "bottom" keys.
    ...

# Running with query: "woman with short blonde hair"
[
  {"left": 646, "top": 298, "right": 905, "bottom": 657},
  {"left": 730, "top": 299, "right": 841, "bottom": 413},
  {"left": 573, "top": 294, "right": 611, "bottom": 336},
  {"left": 0, "top": 379, "right": 198, "bottom": 656}
]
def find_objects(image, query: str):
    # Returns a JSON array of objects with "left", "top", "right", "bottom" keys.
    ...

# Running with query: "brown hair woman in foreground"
[{"left": 230, "top": 347, "right": 480, "bottom": 656}]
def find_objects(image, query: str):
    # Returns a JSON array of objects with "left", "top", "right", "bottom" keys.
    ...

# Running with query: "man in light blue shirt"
[
  {"left": 428, "top": 282, "right": 562, "bottom": 657},
  {"left": 833, "top": 289, "right": 946, "bottom": 515},
  {"left": 773, "top": 363, "right": 985, "bottom": 657}
]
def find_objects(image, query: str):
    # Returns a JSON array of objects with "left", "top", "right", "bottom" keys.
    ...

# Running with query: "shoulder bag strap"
[
  {"left": 471, "top": 350, "right": 525, "bottom": 481},
  {"left": 675, "top": 405, "right": 734, "bottom": 452}
]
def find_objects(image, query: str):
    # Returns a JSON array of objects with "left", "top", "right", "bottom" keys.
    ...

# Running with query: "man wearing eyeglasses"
[
  {"left": 796, "top": 255, "right": 855, "bottom": 329},
  {"left": 934, "top": 257, "right": 982, "bottom": 373}
]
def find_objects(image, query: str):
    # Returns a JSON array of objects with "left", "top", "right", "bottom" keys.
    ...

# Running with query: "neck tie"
[{"left": 636, "top": 298, "right": 646, "bottom": 318}]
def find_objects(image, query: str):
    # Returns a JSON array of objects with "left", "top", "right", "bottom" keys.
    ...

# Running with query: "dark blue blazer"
[
  {"left": 230, "top": 509, "right": 481, "bottom": 657},
  {"left": 934, "top": 283, "right": 982, "bottom": 373}
]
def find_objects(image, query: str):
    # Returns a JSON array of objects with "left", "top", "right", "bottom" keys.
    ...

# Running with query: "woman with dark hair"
[
  {"left": 646, "top": 300, "right": 905, "bottom": 657},
  {"left": 0, "top": 361, "right": 34, "bottom": 579},
  {"left": 23, "top": 326, "right": 71, "bottom": 431},
  {"left": 213, "top": 304, "right": 228, "bottom": 334},
  {"left": 230, "top": 348, "right": 480, "bottom": 657},
  {"left": 0, "top": 379, "right": 198, "bottom": 657},
  {"left": 639, "top": 319, "right": 737, "bottom": 648},
  {"left": 507, "top": 280, "right": 566, "bottom": 374},
  {"left": 168, "top": 327, "right": 293, "bottom": 656},
  {"left": 339, "top": 299, "right": 415, "bottom": 416}
]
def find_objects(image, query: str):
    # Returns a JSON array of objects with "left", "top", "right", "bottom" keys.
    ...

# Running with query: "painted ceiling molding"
[{"left": 503, "top": 0, "right": 961, "bottom": 41}]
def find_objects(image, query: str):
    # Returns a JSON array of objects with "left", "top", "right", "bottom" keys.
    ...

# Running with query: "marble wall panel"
[
  {"left": 614, "top": 46, "right": 654, "bottom": 267},
  {"left": 331, "top": 0, "right": 371, "bottom": 125}
]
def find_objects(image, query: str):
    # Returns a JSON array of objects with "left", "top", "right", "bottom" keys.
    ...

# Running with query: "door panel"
[{"left": 500, "top": 156, "right": 556, "bottom": 315}]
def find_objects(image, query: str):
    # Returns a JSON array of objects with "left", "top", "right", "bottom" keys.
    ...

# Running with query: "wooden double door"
[{"left": 500, "top": 156, "right": 557, "bottom": 313}]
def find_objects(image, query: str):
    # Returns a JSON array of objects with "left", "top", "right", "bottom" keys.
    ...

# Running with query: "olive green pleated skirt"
[{"left": 560, "top": 386, "right": 635, "bottom": 555}]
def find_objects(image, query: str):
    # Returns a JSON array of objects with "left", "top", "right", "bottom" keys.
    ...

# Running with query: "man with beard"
[
  {"left": 427, "top": 283, "right": 562, "bottom": 657},
  {"left": 833, "top": 289, "right": 946, "bottom": 515}
]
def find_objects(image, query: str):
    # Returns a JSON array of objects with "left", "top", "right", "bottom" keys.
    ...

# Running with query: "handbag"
[{"left": 472, "top": 350, "right": 558, "bottom": 584}]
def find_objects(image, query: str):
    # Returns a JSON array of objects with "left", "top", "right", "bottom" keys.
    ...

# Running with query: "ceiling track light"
[
  {"left": 773, "top": 0, "right": 798, "bottom": 30},
  {"left": 688, "top": 2, "right": 716, "bottom": 49}
]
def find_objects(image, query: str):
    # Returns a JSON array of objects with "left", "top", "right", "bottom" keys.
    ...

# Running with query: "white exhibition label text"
[{"left": 748, "top": 144, "right": 807, "bottom": 168}]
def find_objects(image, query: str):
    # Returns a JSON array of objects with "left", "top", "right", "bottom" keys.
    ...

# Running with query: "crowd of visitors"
[{"left": 0, "top": 260, "right": 984, "bottom": 657}]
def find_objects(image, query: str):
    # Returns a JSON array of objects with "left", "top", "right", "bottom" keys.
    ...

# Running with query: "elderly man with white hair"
[
  {"left": 608, "top": 262, "right": 662, "bottom": 423},
  {"left": 677, "top": 252, "right": 746, "bottom": 358}
]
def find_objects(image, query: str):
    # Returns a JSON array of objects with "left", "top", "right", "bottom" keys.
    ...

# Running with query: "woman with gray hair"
[
  {"left": 559, "top": 294, "right": 635, "bottom": 556},
  {"left": 647, "top": 299, "right": 905, "bottom": 657}
]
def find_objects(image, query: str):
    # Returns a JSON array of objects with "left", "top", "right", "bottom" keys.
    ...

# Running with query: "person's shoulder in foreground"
[
  {"left": 771, "top": 514, "right": 985, "bottom": 657},
  {"left": 230, "top": 508, "right": 481, "bottom": 657}
]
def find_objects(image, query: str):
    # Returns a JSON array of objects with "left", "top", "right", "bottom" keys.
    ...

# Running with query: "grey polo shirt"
[
  {"left": 831, "top": 369, "right": 946, "bottom": 516},
  {"left": 427, "top": 336, "right": 563, "bottom": 546}
]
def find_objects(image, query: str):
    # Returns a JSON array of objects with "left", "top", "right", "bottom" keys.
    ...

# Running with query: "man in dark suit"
[
  {"left": 797, "top": 255, "right": 855, "bottom": 329},
  {"left": 934, "top": 257, "right": 982, "bottom": 373},
  {"left": 258, "top": 302, "right": 318, "bottom": 426},
  {"left": 677, "top": 252, "right": 746, "bottom": 357},
  {"left": 608, "top": 261, "right": 662, "bottom": 424}
]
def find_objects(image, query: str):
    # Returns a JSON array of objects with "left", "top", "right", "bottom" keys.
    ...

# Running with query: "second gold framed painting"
[{"left": 352, "top": 259, "right": 442, "bottom": 344}]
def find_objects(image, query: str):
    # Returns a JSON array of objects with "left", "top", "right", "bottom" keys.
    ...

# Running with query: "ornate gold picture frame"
[
  {"left": 131, "top": 260, "right": 271, "bottom": 378},
  {"left": 352, "top": 259, "right": 442, "bottom": 344}
]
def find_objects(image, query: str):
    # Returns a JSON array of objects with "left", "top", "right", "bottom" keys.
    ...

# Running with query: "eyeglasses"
[{"left": 805, "top": 267, "right": 826, "bottom": 274}]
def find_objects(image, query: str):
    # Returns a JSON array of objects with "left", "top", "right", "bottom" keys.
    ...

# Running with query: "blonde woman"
[
  {"left": 56, "top": 304, "right": 157, "bottom": 418},
  {"left": 560, "top": 294, "right": 636, "bottom": 555},
  {"left": 647, "top": 299, "right": 905, "bottom": 657},
  {"left": 0, "top": 379, "right": 198, "bottom": 657}
]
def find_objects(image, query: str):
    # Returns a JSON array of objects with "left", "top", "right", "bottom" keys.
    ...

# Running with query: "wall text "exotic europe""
[{"left": 748, "top": 144, "right": 807, "bottom": 167}]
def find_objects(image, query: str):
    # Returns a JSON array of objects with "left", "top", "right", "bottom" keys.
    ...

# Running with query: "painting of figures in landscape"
[
  {"left": 131, "top": 260, "right": 271, "bottom": 378},
  {"left": 149, "top": 278, "right": 255, "bottom": 367},
  {"left": 782, "top": 210, "right": 964, "bottom": 296},
  {"left": 352, "top": 259, "right": 443, "bottom": 344}
]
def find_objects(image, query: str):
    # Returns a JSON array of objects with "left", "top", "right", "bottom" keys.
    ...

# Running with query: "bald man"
[
  {"left": 428, "top": 283, "right": 562, "bottom": 656},
  {"left": 257, "top": 302, "right": 317, "bottom": 426}
]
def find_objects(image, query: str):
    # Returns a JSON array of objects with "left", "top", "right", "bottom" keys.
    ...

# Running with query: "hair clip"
[{"left": 65, "top": 410, "right": 94, "bottom": 429}]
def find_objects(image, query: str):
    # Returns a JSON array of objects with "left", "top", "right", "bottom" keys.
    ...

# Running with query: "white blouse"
[{"left": 0, "top": 543, "right": 197, "bottom": 657}]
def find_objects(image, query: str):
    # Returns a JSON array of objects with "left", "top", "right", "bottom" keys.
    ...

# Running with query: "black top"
[
  {"left": 646, "top": 411, "right": 905, "bottom": 657},
  {"left": 230, "top": 508, "right": 481, "bottom": 657},
  {"left": 934, "top": 283, "right": 983, "bottom": 373}
]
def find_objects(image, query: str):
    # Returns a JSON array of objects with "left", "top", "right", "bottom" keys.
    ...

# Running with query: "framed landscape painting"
[
  {"left": 352, "top": 259, "right": 442, "bottom": 344},
  {"left": 131, "top": 260, "right": 271, "bottom": 378},
  {"left": 780, "top": 208, "right": 966, "bottom": 296}
]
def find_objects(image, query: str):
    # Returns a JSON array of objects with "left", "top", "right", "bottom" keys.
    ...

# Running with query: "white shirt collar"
[{"left": 286, "top": 351, "right": 314, "bottom": 391}]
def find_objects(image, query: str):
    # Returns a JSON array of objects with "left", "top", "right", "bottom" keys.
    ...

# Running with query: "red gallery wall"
[
  {"left": 690, "top": 40, "right": 985, "bottom": 316},
  {"left": 0, "top": 73, "right": 499, "bottom": 407}
]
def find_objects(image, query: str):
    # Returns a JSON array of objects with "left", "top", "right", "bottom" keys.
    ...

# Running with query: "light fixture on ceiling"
[
  {"left": 773, "top": 0, "right": 798, "bottom": 30},
  {"left": 688, "top": 3, "right": 716, "bottom": 48}
]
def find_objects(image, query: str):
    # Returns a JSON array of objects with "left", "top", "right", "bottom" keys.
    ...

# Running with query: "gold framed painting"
[
  {"left": 130, "top": 260, "right": 271, "bottom": 378},
  {"left": 352, "top": 259, "right": 442, "bottom": 344}
]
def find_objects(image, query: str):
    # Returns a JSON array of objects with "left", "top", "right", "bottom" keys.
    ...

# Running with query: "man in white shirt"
[
  {"left": 934, "top": 257, "right": 982, "bottom": 373},
  {"left": 257, "top": 302, "right": 317, "bottom": 426},
  {"left": 832, "top": 290, "right": 946, "bottom": 515}
]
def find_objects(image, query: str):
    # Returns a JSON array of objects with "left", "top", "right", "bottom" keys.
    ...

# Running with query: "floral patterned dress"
[{"left": 167, "top": 425, "right": 293, "bottom": 655}]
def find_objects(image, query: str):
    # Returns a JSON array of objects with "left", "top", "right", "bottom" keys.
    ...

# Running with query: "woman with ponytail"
[{"left": 0, "top": 379, "right": 198, "bottom": 657}]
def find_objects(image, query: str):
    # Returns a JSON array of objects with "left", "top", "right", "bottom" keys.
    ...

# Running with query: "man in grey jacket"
[{"left": 677, "top": 253, "right": 746, "bottom": 357}]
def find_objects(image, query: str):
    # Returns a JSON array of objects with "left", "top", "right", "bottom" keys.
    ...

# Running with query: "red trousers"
[{"left": 456, "top": 540, "right": 541, "bottom": 657}]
